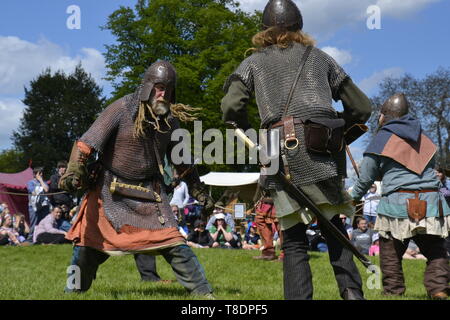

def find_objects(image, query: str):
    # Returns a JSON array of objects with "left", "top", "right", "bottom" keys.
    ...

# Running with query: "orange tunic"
[{"left": 66, "top": 187, "right": 185, "bottom": 255}]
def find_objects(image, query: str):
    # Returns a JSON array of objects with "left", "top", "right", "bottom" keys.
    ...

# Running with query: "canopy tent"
[
  {"left": 0, "top": 168, "right": 33, "bottom": 221},
  {"left": 200, "top": 172, "right": 260, "bottom": 203},
  {"left": 200, "top": 172, "right": 259, "bottom": 186}
]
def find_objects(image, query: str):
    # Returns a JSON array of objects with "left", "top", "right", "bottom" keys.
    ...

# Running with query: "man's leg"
[
  {"left": 379, "top": 236, "right": 408, "bottom": 295},
  {"left": 254, "top": 214, "right": 276, "bottom": 259},
  {"left": 133, "top": 253, "right": 162, "bottom": 282},
  {"left": 27, "top": 207, "right": 37, "bottom": 241},
  {"left": 65, "top": 246, "right": 109, "bottom": 293},
  {"left": 159, "top": 244, "right": 213, "bottom": 295},
  {"left": 320, "top": 215, "right": 364, "bottom": 300},
  {"left": 413, "top": 234, "right": 449, "bottom": 297},
  {"left": 282, "top": 222, "right": 313, "bottom": 300}
]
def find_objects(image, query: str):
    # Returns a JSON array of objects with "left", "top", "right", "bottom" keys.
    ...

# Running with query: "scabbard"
[
  {"left": 109, "top": 178, "right": 161, "bottom": 202},
  {"left": 276, "top": 171, "right": 373, "bottom": 269}
]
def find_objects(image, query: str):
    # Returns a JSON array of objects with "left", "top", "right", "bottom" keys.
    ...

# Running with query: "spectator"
[
  {"left": 209, "top": 213, "right": 235, "bottom": 248},
  {"left": 0, "top": 214, "right": 23, "bottom": 245},
  {"left": 306, "top": 221, "right": 328, "bottom": 252},
  {"left": 435, "top": 168, "right": 450, "bottom": 256},
  {"left": 0, "top": 202, "right": 10, "bottom": 220},
  {"left": 171, "top": 205, "right": 188, "bottom": 238},
  {"left": 33, "top": 206, "right": 69, "bottom": 244},
  {"left": 339, "top": 214, "right": 353, "bottom": 239},
  {"left": 27, "top": 167, "right": 50, "bottom": 240},
  {"left": 436, "top": 168, "right": 450, "bottom": 206},
  {"left": 187, "top": 219, "right": 214, "bottom": 248},
  {"left": 184, "top": 197, "right": 202, "bottom": 228},
  {"left": 49, "top": 161, "right": 73, "bottom": 208},
  {"left": 169, "top": 171, "right": 190, "bottom": 210},
  {"left": 403, "top": 240, "right": 427, "bottom": 260},
  {"left": 242, "top": 222, "right": 261, "bottom": 250},
  {"left": 57, "top": 204, "right": 72, "bottom": 232},
  {"left": 253, "top": 195, "right": 282, "bottom": 261},
  {"left": 362, "top": 184, "right": 379, "bottom": 226},
  {"left": 369, "top": 233, "right": 380, "bottom": 256},
  {"left": 13, "top": 213, "right": 30, "bottom": 240},
  {"left": 351, "top": 218, "right": 375, "bottom": 255},
  {"left": 206, "top": 208, "right": 235, "bottom": 231}
]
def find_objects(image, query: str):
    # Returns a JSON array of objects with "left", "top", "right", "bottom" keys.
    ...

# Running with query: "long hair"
[
  {"left": 246, "top": 26, "right": 316, "bottom": 55},
  {"left": 133, "top": 102, "right": 200, "bottom": 138}
]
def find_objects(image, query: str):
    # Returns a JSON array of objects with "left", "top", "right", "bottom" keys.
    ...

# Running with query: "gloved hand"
[{"left": 59, "top": 161, "right": 88, "bottom": 193}]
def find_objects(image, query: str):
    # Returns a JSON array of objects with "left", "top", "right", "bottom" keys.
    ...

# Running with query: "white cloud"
[
  {"left": 0, "top": 36, "right": 106, "bottom": 96},
  {"left": 0, "top": 36, "right": 108, "bottom": 151},
  {"left": 0, "top": 98, "right": 26, "bottom": 150},
  {"left": 235, "top": 0, "right": 441, "bottom": 38},
  {"left": 321, "top": 46, "right": 352, "bottom": 65},
  {"left": 358, "top": 67, "right": 404, "bottom": 95}
]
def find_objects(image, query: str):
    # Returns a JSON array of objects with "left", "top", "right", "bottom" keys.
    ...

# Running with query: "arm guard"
[{"left": 58, "top": 142, "right": 91, "bottom": 193}]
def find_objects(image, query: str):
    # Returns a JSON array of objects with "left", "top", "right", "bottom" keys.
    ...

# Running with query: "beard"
[{"left": 151, "top": 96, "right": 170, "bottom": 116}]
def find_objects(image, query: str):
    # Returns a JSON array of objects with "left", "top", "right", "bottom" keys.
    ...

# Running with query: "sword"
[{"left": 228, "top": 122, "right": 374, "bottom": 269}]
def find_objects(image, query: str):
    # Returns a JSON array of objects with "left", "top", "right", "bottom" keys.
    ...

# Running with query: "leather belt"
[
  {"left": 396, "top": 189, "right": 438, "bottom": 194},
  {"left": 271, "top": 118, "right": 303, "bottom": 128}
]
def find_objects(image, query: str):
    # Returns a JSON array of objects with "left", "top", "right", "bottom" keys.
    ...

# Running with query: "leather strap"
[
  {"left": 272, "top": 118, "right": 303, "bottom": 128},
  {"left": 282, "top": 45, "right": 313, "bottom": 118},
  {"left": 283, "top": 116, "right": 296, "bottom": 142}
]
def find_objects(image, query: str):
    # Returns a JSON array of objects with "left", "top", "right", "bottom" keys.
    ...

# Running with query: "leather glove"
[{"left": 59, "top": 161, "right": 88, "bottom": 193}]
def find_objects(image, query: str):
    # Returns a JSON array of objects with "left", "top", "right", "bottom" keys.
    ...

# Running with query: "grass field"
[{"left": 0, "top": 244, "right": 432, "bottom": 300}]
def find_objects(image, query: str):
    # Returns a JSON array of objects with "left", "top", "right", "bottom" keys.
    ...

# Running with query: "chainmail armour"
[
  {"left": 224, "top": 42, "right": 348, "bottom": 196},
  {"left": 80, "top": 88, "right": 183, "bottom": 231}
]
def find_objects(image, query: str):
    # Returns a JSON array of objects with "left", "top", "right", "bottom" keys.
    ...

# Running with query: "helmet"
[
  {"left": 380, "top": 93, "right": 410, "bottom": 122},
  {"left": 262, "top": 0, "right": 303, "bottom": 31},
  {"left": 140, "top": 60, "right": 176, "bottom": 103}
]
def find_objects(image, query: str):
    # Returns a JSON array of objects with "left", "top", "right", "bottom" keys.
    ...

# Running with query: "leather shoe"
[{"left": 430, "top": 291, "right": 448, "bottom": 300}]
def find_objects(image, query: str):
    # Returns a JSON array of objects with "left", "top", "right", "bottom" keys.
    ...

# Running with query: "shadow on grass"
[{"left": 109, "top": 286, "right": 188, "bottom": 299}]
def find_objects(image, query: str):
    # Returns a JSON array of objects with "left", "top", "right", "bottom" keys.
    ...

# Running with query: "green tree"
[
  {"left": 12, "top": 65, "right": 105, "bottom": 175},
  {"left": 368, "top": 67, "right": 450, "bottom": 167},
  {"left": 102, "top": 0, "right": 261, "bottom": 173},
  {"left": 0, "top": 149, "right": 26, "bottom": 173}
]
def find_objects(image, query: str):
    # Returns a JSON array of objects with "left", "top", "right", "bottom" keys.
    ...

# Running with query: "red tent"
[{"left": 0, "top": 168, "right": 33, "bottom": 222}]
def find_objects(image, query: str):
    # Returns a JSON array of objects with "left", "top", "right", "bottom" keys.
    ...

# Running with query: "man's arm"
[
  {"left": 221, "top": 79, "right": 252, "bottom": 130},
  {"left": 337, "top": 78, "right": 373, "bottom": 129},
  {"left": 351, "top": 154, "right": 382, "bottom": 201}
]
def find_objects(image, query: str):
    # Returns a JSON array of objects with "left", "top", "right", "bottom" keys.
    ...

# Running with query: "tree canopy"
[
  {"left": 12, "top": 65, "right": 105, "bottom": 175},
  {"left": 368, "top": 67, "right": 450, "bottom": 168},
  {"left": 102, "top": 0, "right": 261, "bottom": 172}
]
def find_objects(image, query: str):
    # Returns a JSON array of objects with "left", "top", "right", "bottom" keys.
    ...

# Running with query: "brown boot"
[{"left": 430, "top": 291, "right": 448, "bottom": 300}]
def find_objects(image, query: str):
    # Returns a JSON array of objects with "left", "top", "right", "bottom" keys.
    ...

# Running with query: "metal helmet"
[
  {"left": 262, "top": 0, "right": 303, "bottom": 31},
  {"left": 140, "top": 60, "right": 177, "bottom": 103},
  {"left": 380, "top": 93, "right": 410, "bottom": 123}
]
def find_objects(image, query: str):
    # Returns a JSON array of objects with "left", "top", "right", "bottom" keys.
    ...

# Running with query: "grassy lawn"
[{"left": 0, "top": 244, "right": 431, "bottom": 300}]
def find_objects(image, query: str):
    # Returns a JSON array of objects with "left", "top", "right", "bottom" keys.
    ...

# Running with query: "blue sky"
[{"left": 0, "top": 0, "right": 449, "bottom": 172}]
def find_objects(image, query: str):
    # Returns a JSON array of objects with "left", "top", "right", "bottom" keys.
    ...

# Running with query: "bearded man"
[
  {"left": 221, "top": 0, "right": 372, "bottom": 300},
  {"left": 351, "top": 93, "right": 450, "bottom": 299},
  {"left": 60, "top": 60, "right": 214, "bottom": 297}
]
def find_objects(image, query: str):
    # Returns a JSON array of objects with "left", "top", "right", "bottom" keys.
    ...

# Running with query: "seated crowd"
[{"left": 1, "top": 163, "right": 449, "bottom": 261}]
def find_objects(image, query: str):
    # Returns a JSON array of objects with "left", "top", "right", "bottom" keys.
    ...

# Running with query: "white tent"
[{"left": 200, "top": 172, "right": 260, "bottom": 187}]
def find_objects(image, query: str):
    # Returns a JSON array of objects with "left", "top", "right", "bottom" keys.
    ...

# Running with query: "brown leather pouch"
[
  {"left": 304, "top": 118, "right": 345, "bottom": 154},
  {"left": 406, "top": 191, "right": 427, "bottom": 222},
  {"left": 109, "top": 178, "right": 161, "bottom": 202}
]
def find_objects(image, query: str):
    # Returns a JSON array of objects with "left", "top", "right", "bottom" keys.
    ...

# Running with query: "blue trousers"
[{"left": 65, "top": 245, "right": 212, "bottom": 295}]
